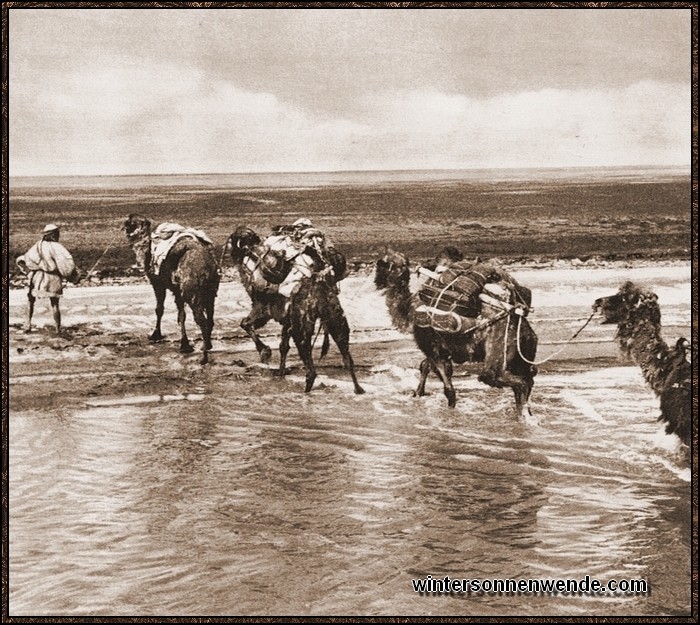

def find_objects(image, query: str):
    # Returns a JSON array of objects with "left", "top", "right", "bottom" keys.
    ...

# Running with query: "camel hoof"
[
  {"left": 354, "top": 386, "right": 366, "bottom": 395},
  {"left": 149, "top": 331, "right": 164, "bottom": 342},
  {"left": 260, "top": 346, "right": 272, "bottom": 364},
  {"left": 180, "top": 343, "right": 195, "bottom": 354},
  {"left": 200, "top": 354, "right": 209, "bottom": 365},
  {"left": 273, "top": 368, "right": 291, "bottom": 377},
  {"left": 524, "top": 411, "right": 539, "bottom": 427}
]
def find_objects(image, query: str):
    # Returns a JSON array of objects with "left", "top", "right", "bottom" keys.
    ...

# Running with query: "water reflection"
[{"left": 9, "top": 364, "right": 692, "bottom": 616}]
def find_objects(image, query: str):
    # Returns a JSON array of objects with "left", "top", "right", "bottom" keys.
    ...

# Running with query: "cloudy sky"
[{"left": 9, "top": 8, "right": 691, "bottom": 176}]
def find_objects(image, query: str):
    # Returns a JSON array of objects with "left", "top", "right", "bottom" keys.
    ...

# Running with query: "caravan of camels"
[{"left": 115, "top": 214, "right": 692, "bottom": 449}]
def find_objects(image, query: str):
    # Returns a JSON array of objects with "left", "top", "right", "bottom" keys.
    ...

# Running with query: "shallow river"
[{"left": 8, "top": 264, "right": 692, "bottom": 616}]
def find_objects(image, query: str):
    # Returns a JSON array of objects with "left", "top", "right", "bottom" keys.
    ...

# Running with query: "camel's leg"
[
  {"left": 482, "top": 368, "right": 529, "bottom": 419},
  {"left": 150, "top": 284, "right": 166, "bottom": 342},
  {"left": 319, "top": 328, "right": 330, "bottom": 361},
  {"left": 204, "top": 298, "right": 215, "bottom": 351},
  {"left": 414, "top": 358, "right": 431, "bottom": 397},
  {"left": 276, "top": 320, "right": 291, "bottom": 377},
  {"left": 512, "top": 381, "right": 527, "bottom": 419},
  {"left": 327, "top": 313, "right": 365, "bottom": 395},
  {"left": 507, "top": 375, "right": 532, "bottom": 420},
  {"left": 240, "top": 308, "right": 273, "bottom": 364},
  {"left": 191, "top": 304, "right": 211, "bottom": 364},
  {"left": 514, "top": 359, "right": 537, "bottom": 418},
  {"left": 512, "top": 361, "right": 537, "bottom": 417},
  {"left": 175, "top": 294, "right": 194, "bottom": 354},
  {"left": 508, "top": 352, "right": 537, "bottom": 419},
  {"left": 522, "top": 373, "right": 536, "bottom": 418},
  {"left": 294, "top": 331, "right": 317, "bottom": 393},
  {"left": 433, "top": 358, "right": 456, "bottom": 407}
]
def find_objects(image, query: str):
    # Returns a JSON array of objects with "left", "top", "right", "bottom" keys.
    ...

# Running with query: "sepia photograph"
[{"left": 5, "top": 4, "right": 695, "bottom": 618}]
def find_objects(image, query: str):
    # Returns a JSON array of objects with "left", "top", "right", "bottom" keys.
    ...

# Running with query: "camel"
[
  {"left": 123, "top": 214, "right": 220, "bottom": 364},
  {"left": 226, "top": 226, "right": 364, "bottom": 395},
  {"left": 375, "top": 249, "right": 538, "bottom": 416},
  {"left": 594, "top": 281, "right": 692, "bottom": 446}
]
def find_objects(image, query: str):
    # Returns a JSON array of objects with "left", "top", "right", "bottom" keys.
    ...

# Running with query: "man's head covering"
[{"left": 43, "top": 224, "right": 59, "bottom": 234}]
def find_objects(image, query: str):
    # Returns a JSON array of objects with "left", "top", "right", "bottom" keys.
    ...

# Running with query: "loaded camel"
[
  {"left": 375, "top": 248, "right": 538, "bottom": 416},
  {"left": 226, "top": 226, "right": 364, "bottom": 395},
  {"left": 594, "top": 281, "right": 692, "bottom": 446},
  {"left": 123, "top": 214, "right": 220, "bottom": 364}
]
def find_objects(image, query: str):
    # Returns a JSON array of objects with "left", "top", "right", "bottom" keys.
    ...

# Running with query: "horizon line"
[{"left": 8, "top": 163, "right": 692, "bottom": 179}]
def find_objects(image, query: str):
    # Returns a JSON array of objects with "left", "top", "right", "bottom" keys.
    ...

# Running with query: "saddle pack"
[
  {"left": 417, "top": 261, "right": 498, "bottom": 316},
  {"left": 258, "top": 246, "right": 293, "bottom": 284},
  {"left": 415, "top": 261, "right": 532, "bottom": 334},
  {"left": 150, "top": 224, "right": 213, "bottom": 275}
]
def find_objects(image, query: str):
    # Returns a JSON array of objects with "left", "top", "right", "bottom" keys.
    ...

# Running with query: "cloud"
[
  {"left": 10, "top": 57, "right": 371, "bottom": 175},
  {"left": 9, "top": 55, "right": 689, "bottom": 176},
  {"left": 356, "top": 81, "right": 689, "bottom": 169}
]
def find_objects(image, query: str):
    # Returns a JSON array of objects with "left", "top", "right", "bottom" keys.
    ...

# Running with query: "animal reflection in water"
[
  {"left": 226, "top": 226, "right": 364, "bottom": 395},
  {"left": 594, "top": 281, "right": 692, "bottom": 446},
  {"left": 375, "top": 248, "right": 538, "bottom": 416}
]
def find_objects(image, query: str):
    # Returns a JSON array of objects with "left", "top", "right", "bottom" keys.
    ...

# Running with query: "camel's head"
[
  {"left": 675, "top": 337, "right": 691, "bottom": 362},
  {"left": 325, "top": 246, "right": 348, "bottom": 282},
  {"left": 436, "top": 246, "right": 464, "bottom": 265},
  {"left": 122, "top": 214, "right": 152, "bottom": 272},
  {"left": 122, "top": 213, "right": 152, "bottom": 240},
  {"left": 422, "top": 246, "right": 465, "bottom": 273},
  {"left": 593, "top": 281, "right": 661, "bottom": 326},
  {"left": 226, "top": 226, "right": 262, "bottom": 264},
  {"left": 375, "top": 249, "right": 410, "bottom": 290}
]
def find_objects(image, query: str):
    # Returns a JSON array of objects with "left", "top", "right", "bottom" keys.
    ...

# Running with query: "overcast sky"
[{"left": 9, "top": 8, "right": 692, "bottom": 176}]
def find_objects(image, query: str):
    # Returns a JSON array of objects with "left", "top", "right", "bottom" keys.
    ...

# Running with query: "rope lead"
[
  {"left": 86, "top": 234, "right": 121, "bottom": 277},
  {"left": 516, "top": 311, "right": 597, "bottom": 366}
]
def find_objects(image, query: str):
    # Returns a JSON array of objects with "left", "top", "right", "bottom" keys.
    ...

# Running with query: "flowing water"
[{"left": 8, "top": 265, "right": 692, "bottom": 617}]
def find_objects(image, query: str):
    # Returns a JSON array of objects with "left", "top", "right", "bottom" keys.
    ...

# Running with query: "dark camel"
[
  {"left": 594, "top": 281, "right": 692, "bottom": 446},
  {"left": 375, "top": 248, "right": 538, "bottom": 416},
  {"left": 226, "top": 226, "right": 364, "bottom": 394},
  {"left": 123, "top": 214, "right": 220, "bottom": 364}
]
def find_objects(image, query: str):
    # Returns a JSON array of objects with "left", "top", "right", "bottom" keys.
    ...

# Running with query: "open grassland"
[{"left": 9, "top": 173, "right": 690, "bottom": 280}]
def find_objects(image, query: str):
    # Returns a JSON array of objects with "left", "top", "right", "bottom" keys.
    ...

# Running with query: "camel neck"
[
  {"left": 618, "top": 319, "right": 671, "bottom": 395},
  {"left": 385, "top": 278, "right": 414, "bottom": 332},
  {"left": 130, "top": 233, "right": 153, "bottom": 273}
]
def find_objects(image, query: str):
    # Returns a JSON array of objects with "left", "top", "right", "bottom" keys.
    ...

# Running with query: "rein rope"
[
  {"left": 515, "top": 310, "right": 597, "bottom": 366},
  {"left": 86, "top": 233, "right": 121, "bottom": 277},
  {"left": 219, "top": 242, "right": 230, "bottom": 268}
]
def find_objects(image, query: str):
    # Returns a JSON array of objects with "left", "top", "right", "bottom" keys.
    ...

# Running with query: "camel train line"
[{"left": 121, "top": 214, "right": 692, "bottom": 447}]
